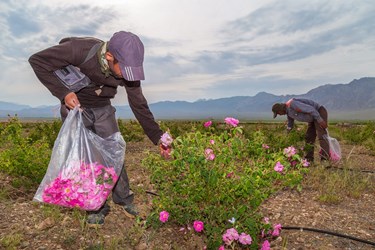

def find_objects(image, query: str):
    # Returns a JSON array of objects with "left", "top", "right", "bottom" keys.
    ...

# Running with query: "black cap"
[{"left": 272, "top": 103, "right": 285, "bottom": 118}]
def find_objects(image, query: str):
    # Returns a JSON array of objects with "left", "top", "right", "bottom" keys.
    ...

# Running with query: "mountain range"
[{"left": 1, "top": 77, "right": 375, "bottom": 121}]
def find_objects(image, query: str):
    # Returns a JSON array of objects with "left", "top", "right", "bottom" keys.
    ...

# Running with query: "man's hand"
[
  {"left": 319, "top": 120, "right": 328, "bottom": 129},
  {"left": 64, "top": 92, "right": 80, "bottom": 109}
]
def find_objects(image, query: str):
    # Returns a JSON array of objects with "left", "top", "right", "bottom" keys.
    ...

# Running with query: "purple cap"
[{"left": 108, "top": 31, "right": 145, "bottom": 81}]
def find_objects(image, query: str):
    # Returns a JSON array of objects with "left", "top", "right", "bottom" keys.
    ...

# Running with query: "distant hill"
[
  {"left": 300, "top": 78, "right": 375, "bottom": 111},
  {"left": 1, "top": 77, "right": 375, "bottom": 120},
  {"left": 0, "top": 101, "right": 30, "bottom": 111}
]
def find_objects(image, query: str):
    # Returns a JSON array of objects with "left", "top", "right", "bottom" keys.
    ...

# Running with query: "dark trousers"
[
  {"left": 60, "top": 105, "right": 134, "bottom": 211},
  {"left": 305, "top": 106, "right": 330, "bottom": 161}
]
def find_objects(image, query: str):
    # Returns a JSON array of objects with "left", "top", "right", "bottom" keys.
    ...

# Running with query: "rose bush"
[{"left": 143, "top": 118, "right": 309, "bottom": 248}]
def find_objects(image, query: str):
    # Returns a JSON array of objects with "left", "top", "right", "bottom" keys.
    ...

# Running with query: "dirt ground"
[{"left": 0, "top": 140, "right": 374, "bottom": 250}]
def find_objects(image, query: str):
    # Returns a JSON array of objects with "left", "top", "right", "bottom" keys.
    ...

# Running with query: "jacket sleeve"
[
  {"left": 124, "top": 82, "right": 163, "bottom": 145},
  {"left": 28, "top": 40, "right": 80, "bottom": 102},
  {"left": 291, "top": 100, "right": 323, "bottom": 123}
]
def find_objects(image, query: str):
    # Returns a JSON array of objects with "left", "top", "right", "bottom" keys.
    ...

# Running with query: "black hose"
[{"left": 282, "top": 226, "right": 375, "bottom": 246}]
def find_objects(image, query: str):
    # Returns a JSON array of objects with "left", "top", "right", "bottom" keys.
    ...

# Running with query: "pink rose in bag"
[{"left": 33, "top": 107, "right": 125, "bottom": 211}]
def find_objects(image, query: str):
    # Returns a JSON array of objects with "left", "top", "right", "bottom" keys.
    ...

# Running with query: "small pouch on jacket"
[{"left": 54, "top": 65, "right": 91, "bottom": 92}]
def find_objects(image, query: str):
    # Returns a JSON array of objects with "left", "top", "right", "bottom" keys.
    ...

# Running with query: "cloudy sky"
[{"left": 1, "top": 0, "right": 374, "bottom": 107}]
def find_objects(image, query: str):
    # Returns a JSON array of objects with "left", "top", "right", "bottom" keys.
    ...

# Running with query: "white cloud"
[{"left": 0, "top": 0, "right": 374, "bottom": 107}]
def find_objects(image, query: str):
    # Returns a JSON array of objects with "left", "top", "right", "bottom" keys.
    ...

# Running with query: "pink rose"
[
  {"left": 264, "top": 217, "right": 270, "bottom": 224},
  {"left": 272, "top": 223, "right": 282, "bottom": 236},
  {"left": 193, "top": 220, "right": 204, "bottom": 232},
  {"left": 224, "top": 117, "right": 239, "bottom": 127},
  {"left": 238, "top": 232, "right": 252, "bottom": 245},
  {"left": 283, "top": 146, "right": 296, "bottom": 157},
  {"left": 222, "top": 228, "right": 239, "bottom": 245},
  {"left": 274, "top": 161, "right": 284, "bottom": 173},
  {"left": 261, "top": 240, "right": 271, "bottom": 250},
  {"left": 204, "top": 120, "right": 212, "bottom": 127},
  {"left": 301, "top": 158, "right": 310, "bottom": 167},
  {"left": 204, "top": 148, "right": 215, "bottom": 161},
  {"left": 226, "top": 172, "right": 234, "bottom": 178},
  {"left": 160, "top": 132, "right": 173, "bottom": 147},
  {"left": 159, "top": 211, "right": 169, "bottom": 223}
]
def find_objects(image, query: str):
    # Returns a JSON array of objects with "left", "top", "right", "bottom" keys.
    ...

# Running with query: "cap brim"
[
  {"left": 273, "top": 112, "right": 277, "bottom": 119},
  {"left": 120, "top": 64, "right": 145, "bottom": 81}
]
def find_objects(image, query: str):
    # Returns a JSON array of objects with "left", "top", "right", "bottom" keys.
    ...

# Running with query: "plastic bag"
[
  {"left": 324, "top": 130, "right": 342, "bottom": 163},
  {"left": 33, "top": 107, "right": 126, "bottom": 211}
]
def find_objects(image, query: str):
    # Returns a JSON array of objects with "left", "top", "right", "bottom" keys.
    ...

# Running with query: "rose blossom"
[
  {"left": 226, "top": 172, "right": 234, "bottom": 178},
  {"left": 204, "top": 148, "right": 215, "bottom": 161},
  {"left": 159, "top": 211, "right": 169, "bottom": 223},
  {"left": 272, "top": 223, "right": 282, "bottom": 236},
  {"left": 222, "top": 228, "right": 239, "bottom": 245},
  {"left": 283, "top": 146, "right": 297, "bottom": 157},
  {"left": 160, "top": 132, "right": 173, "bottom": 147},
  {"left": 238, "top": 232, "right": 252, "bottom": 245},
  {"left": 290, "top": 160, "right": 298, "bottom": 167},
  {"left": 301, "top": 158, "right": 310, "bottom": 167},
  {"left": 264, "top": 217, "right": 270, "bottom": 224},
  {"left": 42, "top": 162, "right": 118, "bottom": 210},
  {"left": 193, "top": 220, "right": 204, "bottom": 232},
  {"left": 224, "top": 117, "right": 239, "bottom": 127},
  {"left": 204, "top": 120, "right": 212, "bottom": 127},
  {"left": 274, "top": 161, "right": 284, "bottom": 173},
  {"left": 330, "top": 150, "right": 341, "bottom": 162},
  {"left": 261, "top": 240, "right": 271, "bottom": 250}
]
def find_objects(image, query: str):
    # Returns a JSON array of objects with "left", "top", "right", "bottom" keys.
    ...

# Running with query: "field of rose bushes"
[{"left": 0, "top": 116, "right": 374, "bottom": 249}]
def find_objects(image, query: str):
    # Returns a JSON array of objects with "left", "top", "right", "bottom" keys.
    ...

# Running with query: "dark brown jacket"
[{"left": 29, "top": 37, "right": 163, "bottom": 144}]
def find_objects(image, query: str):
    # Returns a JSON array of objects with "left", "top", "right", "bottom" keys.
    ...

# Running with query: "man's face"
[
  {"left": 278, "top": 110, "right": 287, "bottom": 116},
  {"left": 106, "top": 52, "right": 123, "bottom": 79},
  {"left": 108, "top": 59, "right": 123, "bottom": 79}
]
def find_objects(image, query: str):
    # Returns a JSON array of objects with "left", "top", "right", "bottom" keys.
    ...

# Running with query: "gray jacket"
[{"left": 286, "top": 98, "right": 324, "bottom": 129}]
